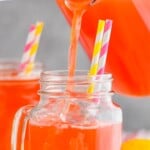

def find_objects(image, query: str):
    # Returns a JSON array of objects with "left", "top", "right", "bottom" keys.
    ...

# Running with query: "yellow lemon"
[{"left": 121, "top": 139, "right": 150, "bottom": 150}]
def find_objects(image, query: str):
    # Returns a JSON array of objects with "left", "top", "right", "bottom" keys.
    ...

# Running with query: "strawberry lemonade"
[
  {"left": 26, "top": 120, "right": 121, "bottom": 150},
  {"left": 0, "top": 60, "right": 41, "bottom": 150}
]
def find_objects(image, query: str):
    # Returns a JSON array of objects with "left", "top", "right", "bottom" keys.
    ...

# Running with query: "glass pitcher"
[{"left": 11, "top": 70, "right": 122, "bottom": 150}]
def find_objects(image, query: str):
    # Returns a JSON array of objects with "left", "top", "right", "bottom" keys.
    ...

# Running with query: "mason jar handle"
[{"left": 11, "top": 105, "right": 34, "bottom": 150}]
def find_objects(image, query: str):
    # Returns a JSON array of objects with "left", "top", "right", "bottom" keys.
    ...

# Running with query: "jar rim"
[
  {"left": 0, "top": 59, "right": 43, "bottom": 80},
  {"left": 40, "top": 70, "right": 112, "bottom": 82},
  {"left": 39, "top": 90, "right": 114, "bottom": 100}
]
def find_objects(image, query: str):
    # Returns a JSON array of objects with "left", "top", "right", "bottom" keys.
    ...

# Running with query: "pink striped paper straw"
[
  {"left": 98, "top": 19, "right": 113, "bottom": 74},
  {"left": 19, "top": 24, "right": 36, "bottom": 71},
  {"left": 28, "top": 22, "right": 44, "bottom": 64},
  {"left": 24, "top": 22, "right": 44, "bottom": 75}
]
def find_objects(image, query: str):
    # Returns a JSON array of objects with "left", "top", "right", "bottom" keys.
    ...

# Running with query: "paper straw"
[
  {"left": 98, "top": 19, "right": 113, "bottom": 74},
  {"left": 88, "top": 20, "right": 105, "bottom": 93},
  {"left": 24, "top": 22, "right": 44, "bottom": 75},
  {"left": 28, "top": 22, "right": 44, "bottom": 63},
  {"left": 89, "top": 20, "right": 105, "bottom": 76},
  {"left": 19, "top": 22, "right": 44, "bottom": 75},
  {"left": 19, "top": 24, "right": 36, "bottom": 72}
]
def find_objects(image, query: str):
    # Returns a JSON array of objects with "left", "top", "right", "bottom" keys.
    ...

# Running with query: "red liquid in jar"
[
  {"left": 26, "top": 120, "right": 122, "bottom": 150},
  {"left": 0, "top": 73, "right": 39, "bottom": 150}
]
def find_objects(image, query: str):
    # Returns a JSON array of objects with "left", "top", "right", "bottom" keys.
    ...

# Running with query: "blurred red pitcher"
[{"left": 56, "top": 0, "right": 150, "bottom": 96}]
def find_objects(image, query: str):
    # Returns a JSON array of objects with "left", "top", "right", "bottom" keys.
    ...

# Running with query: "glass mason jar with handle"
[{"left": 11, "top": 70, "right": 122, "bottom": 150}]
